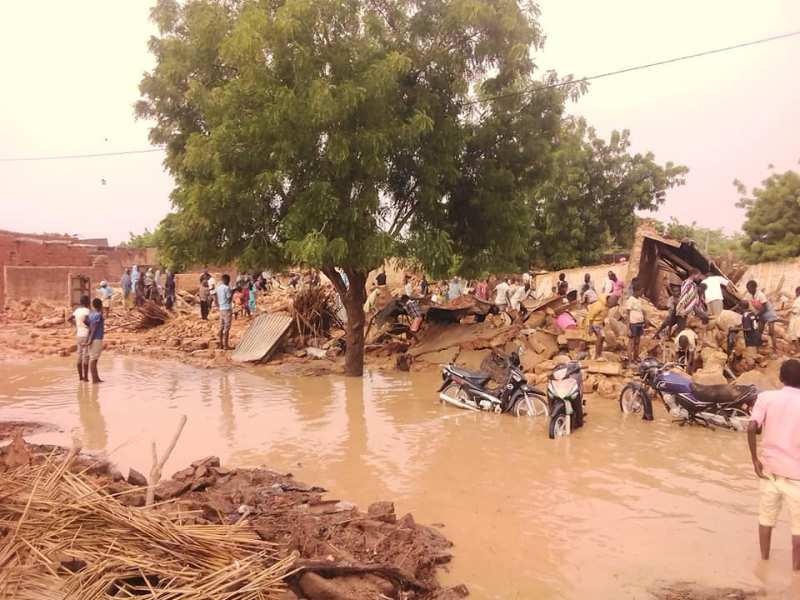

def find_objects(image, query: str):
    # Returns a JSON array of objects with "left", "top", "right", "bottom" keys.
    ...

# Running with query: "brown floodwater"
[{"left": 1, "top": 356, "right": 798, "bottom": 599}]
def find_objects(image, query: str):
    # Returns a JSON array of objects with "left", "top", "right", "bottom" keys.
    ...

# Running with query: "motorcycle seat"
[
  {"left": 689, "top": 383, "right": 756, "bottom": 406},
  {"left": 449, "top": 366, "right": 492, "bottom": 385}
]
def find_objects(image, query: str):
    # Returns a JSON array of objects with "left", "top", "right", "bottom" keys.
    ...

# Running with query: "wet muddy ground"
[{"left": 1, "top": 356, "right": 797, "bottom": 599}]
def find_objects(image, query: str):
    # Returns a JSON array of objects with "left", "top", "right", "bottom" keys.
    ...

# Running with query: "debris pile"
[
  {"left": 0, "top": 440, "right": 467, "bottom": 600},
  {"left": 0, "top": 450, "right": 293, "bottom": 599}
]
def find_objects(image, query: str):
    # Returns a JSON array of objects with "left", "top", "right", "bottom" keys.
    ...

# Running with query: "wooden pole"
[{"left": 145, "top": 415, "right": 187, "bottom": 507}]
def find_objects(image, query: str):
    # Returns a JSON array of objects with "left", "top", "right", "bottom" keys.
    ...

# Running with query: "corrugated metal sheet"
[{"left": 231, "top": 312, "right": 294, "bottom": 363}]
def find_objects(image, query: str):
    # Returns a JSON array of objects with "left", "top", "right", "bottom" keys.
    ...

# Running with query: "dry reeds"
[
  {"left": 291, "top": 286, "right": 342, "bottom": 339},
  {"left": 0, "top": 453, "right": 294, "bottom": 599},
  {"left": 136, "top": 301, "right": 170, "bottom": 328}
]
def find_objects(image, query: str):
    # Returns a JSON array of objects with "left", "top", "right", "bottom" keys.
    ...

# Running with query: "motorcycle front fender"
[{"left": 437, "top": 378, "right": 453, "bottom": 393}]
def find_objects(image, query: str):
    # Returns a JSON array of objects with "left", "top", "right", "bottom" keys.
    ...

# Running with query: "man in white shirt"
[
  {"left": 69, "top": 295, "right": 91, "bottom": 381},
  {"left": 494, "top": 278, "right": 511, "bottom": 312},
  {"left": 510, "top": 281, "right": 531, "bottom": 312},
  {"left": 702, "top": 273, "right": 730, "bottom": 316}
]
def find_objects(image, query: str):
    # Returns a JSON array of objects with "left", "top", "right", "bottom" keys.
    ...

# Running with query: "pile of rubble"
[{"left": 0, "top": 434, "right": 467, "bottom": 600}]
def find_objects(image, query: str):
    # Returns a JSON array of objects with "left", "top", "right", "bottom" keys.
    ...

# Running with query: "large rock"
[
  {"left": 692, "top": 369, "right": 727, "bottom": 386},
  {"left": 127, "top": 468, "right": 148, "bottom": 487},
  {"left": 154, "top": 479, "right": 191, "bottom": 501},
  {"left": 1, "top": 432, "right": 32, "bottom": 468},
  {"left": 524, "top": 330, "right": 558, "bottom": 359},
  {"left": 736, "top": 369, "right": 780, "bottom": 391},
  {"left": 367, "top": 501, "right": 397, "bottom": 523},
  {"left": 416, "top": 346, "right": 460, "bottom": 365},
  {"left": 455, "top": 349, "right": 492, "bottom": 371}
]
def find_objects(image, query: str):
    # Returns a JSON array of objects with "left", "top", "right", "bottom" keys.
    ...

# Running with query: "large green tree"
[
  {"left": 528, "top": 118, "right": 687, "bottom": 268},
  {"left": 137, "top": 0, "right": 570, "bottom": 375},
  {"left": 736, "top": 169, "right": 800, "bottom": 262}
]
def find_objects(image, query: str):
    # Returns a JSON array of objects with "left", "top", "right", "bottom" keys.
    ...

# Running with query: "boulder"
[
  {"left": 456, "top": 349, "right": 493, "bottom": 371},
  {"left": 1, "top": 432, "right": 32, "bottom": 468},
  {"left": 416, "top": 346, "right": 460, "bottom": 365},
  {"left": 127, "top": 468, "right": 148, "bottom": 487},
  {"left": 154, "top": 479, "right": 191, "bottom": 501},
  {"left": 584, "top": 360, "right": 621, "bottom": 376},
  {"left": 191, "top": 456, "right": 221, "bottom": 469},
  {"left": 692, "top": 369, "right": 727, "bottom": 386},
  {"left": 367, "top": 501, "right": 397, "bottom": 523},
  {"left": 736, "top": 369, "right": 780, "bottom": 391},
  {"left": 524, "top": 330, "right": 558, "bottom": 359}
]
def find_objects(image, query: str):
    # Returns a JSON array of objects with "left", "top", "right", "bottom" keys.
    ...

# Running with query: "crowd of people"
[{"left": 368, "top": 266, "right": 800, "bottom": 370}]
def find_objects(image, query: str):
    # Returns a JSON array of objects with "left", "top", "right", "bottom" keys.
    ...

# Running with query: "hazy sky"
[{"left": 1, "top": 1, "right": 798, "bottom": 244}]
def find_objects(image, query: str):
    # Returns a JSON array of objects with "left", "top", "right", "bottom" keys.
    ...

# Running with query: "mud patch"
[
  {"left": 653, "top": 582, "right": 763, "bottom": 599},
  {"left": 0, "top": 420, "right": 59, "bottom": 441}
]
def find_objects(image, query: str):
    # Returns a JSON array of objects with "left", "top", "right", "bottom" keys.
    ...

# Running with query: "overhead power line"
[
  {"left": 1, "top": 30, "right": 798, "bottom": 161},
  {"left": 465, "top": 29, "right": 800, "bottom": 104},
  {"left": 0, "top": 148, "right": 164, "bottom": 162}
]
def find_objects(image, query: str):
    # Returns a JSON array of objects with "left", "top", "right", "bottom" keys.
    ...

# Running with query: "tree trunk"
[{"left": 323, "top": 267, "right": 368, "bottom": 377}]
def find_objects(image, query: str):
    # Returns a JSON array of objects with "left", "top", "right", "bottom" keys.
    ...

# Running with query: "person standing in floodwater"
[
  {"left": 86, "top": 298, "right": 105, "bottom": 383},
  {"left": 69, "top": 295, "right": 91, "bottom": 381},
  {"left": 217, "top": 274, "right": 233, "bottom": 350},
  {"left": 748, "top": 359, "right": 800, "bottom": 570}
]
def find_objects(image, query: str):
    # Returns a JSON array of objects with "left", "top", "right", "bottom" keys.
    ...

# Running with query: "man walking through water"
[
  {"left": 217, "top": 274, "right": 233, "bottom": 350},
  {"left": 748, "top": 359, "right": 800, "bottom": 570},
  {"left": 86, "top": 298, "right": 105, "bottom": 383}
]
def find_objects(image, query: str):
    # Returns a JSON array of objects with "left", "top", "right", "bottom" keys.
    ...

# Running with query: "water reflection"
[
  {"left": 0, "top": 356, "right": 794, "bottom": 599},
  {"left": 76, "top": 384, "right": 107, "bottom": 451}
]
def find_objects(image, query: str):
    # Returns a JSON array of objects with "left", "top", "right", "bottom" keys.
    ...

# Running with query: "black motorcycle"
[
  {"left": 438, "top": 352, "right": 548, "bottom": 418},
  {"left": 547, "top": 360, "right": 585, "bottom": 438},
  {"left": 619, "top": 358, "right": 756, "bottom": 430}
]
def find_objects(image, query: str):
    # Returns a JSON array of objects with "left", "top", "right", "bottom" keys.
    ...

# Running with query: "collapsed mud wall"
[{"left": 741, "top": 257, "right": 800, "bottom": 299}]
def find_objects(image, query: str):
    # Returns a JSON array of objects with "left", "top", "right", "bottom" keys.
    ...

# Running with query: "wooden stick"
[{"left": 145, "top": 415, "right": 187, "bottom": 507}]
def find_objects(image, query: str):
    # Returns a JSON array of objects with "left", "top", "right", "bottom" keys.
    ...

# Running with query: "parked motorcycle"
[
  {"left": 618, "top": 358, "right": 757, "bottom": 430},
  {"left": 547, "top": 361, "right": 585, "bottom": 438},
  {"left": 438, "top": 353, "right": 548, "bottom": 417}
]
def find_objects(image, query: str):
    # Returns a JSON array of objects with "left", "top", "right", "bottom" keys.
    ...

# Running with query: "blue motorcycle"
[{"left": 619, "top": 358, "right": 756, "bottom": 430}]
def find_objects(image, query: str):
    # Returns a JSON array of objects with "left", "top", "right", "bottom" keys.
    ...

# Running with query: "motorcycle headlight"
[{"left": 549, "top": 379, "right": 577, "bottom": 398}]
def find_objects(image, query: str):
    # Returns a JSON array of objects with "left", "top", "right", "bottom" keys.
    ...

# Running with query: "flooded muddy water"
[{"left": 0, "top": 356, "right": 797, "bottom": 598}]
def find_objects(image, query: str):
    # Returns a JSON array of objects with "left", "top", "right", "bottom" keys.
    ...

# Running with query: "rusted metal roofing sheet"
[{"left": 231, "top": 312, "right": 293, "bottom": 363}]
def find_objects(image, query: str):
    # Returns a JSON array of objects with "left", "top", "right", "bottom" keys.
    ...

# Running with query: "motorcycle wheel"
[
  {"left": 440, "top": 384, "right": 470, "bottom": 407},
  {"left": 510, "top": 396, "right": 534, "bottom": 418},
  {"left": 619, "top": 384, "right": 645, "bottom": 414},
  {"left": 548, "top": 407, "right": 570, "bottom": 439}
]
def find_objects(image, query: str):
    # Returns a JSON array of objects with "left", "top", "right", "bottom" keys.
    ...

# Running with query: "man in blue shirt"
[
  {"left": 121, "top": 269, "right": 132, "bottom": 310},
  {"left": 87, "top": 298, "right": 105, "bottom": 383},
  {"left": 217, "top": 274, "right": 233, "bottom": 350}
]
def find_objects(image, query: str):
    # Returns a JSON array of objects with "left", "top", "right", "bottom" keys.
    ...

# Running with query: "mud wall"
[
  {"left": 3, "top": 266, "right": 107, "bottom": 305},
  {"left": 0, "top": 230, "right": 154, "bottom": 308},
  {"left": 531, "top": 262, "right": 629, "bottom": 298},
  {"left": 741, "top": 258, "right": 800, "bottom": 298}
]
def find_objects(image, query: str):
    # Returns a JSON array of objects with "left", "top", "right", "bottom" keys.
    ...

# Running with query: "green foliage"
[
  {"left": 529, "top": 118, "right": 688, "bottom": 269},
  {"left": 651, "top": 217, "right": 745, "bottom": 261},
  {"left": 136, "top": 0, "right": 572, "bottom": 281},
  {"left": 122, "top": 228, "right": 159, "bottom": 249},
  {"left": 736, "top": 170, "right": 800, "bottom": 263}
]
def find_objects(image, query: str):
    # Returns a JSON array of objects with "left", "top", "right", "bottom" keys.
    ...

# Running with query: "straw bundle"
[
  {"left": 0, "top": 453, "right": 294, "bottom": 599},
  {"left": 291, "top": 286, "right": 342, "bottom": 339}
]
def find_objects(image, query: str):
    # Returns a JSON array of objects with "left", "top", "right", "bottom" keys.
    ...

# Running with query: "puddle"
[{"left": 0, "top": 356, "right": 794, "bottom": 598}]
